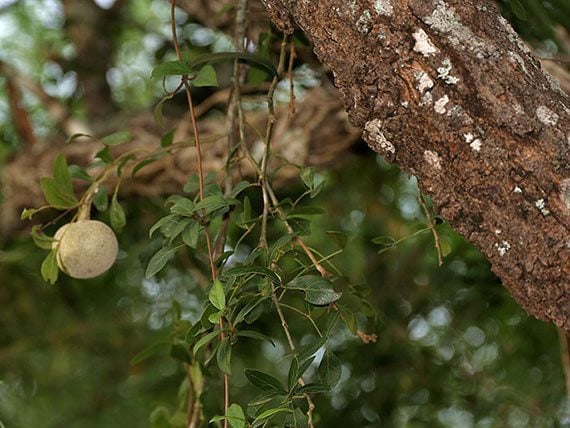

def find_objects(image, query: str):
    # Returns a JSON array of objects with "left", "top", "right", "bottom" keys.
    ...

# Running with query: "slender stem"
[
  {"left": 418, "top": 193, "right": 443, "bottom": 266},
  {"left": 287, "top": 39, "right": 296, "bottom": 118},
  {"left": 259, "top": 34, "right": 289, "bottom": 248},
  {"left": 279, "top": 303, "right": 323, "bottom": 337},
  {"left": 170, "top": 1, "right": 227, "bottom": 424}
]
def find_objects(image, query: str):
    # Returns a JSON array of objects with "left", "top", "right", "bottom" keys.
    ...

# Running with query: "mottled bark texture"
[{"left": 262, "top": 0, "right": 570, "bottom": 331}]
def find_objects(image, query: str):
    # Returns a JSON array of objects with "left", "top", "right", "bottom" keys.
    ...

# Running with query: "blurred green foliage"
[{"left": 1, "top": 0, "right": 569, "bottom": 427}]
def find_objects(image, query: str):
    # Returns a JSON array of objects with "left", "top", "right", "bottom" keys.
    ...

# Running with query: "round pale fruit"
[{"left": 53, "top": 220, "right": 118, "bottom": 279}]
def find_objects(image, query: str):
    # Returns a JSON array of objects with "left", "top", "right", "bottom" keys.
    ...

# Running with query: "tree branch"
[{"left": 261, "top": 0, "right": 570, "bottom": 332}]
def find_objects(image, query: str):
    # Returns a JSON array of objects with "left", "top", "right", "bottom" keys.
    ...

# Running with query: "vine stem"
[
  {"left": 257, "top": 35, "right": 316, "bottom": 427},
  {"left": 418, "top": 193, "right": 443, "bottom": 266},
  {"left": 170, "top": 2, "right": 228, "bottom": 426}
]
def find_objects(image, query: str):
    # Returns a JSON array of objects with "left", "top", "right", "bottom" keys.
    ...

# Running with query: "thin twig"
[
  {"left": 418, "top": 193, "right": 443, "bottom": 266},
  {"left": 259, "top": 34, "right": 289, "bottom": 248},
  {"left": 170, "top": 2, "right": 227, "bottom": 425},
  {"left": 256, "top": 33, "right": 317, "bottom": 427},
  {"left": 287, "top": 39, "right": 296, "bottom": 118}
]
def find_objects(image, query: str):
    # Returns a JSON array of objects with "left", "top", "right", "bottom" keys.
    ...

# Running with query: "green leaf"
[
  {"left": 192, "top": 64, "right": 219, "bottom": 87},
  {"left": 145, "top": 246, "right": 181, "bottom": 278},
  {"left": 300, "top": 167, "right": 315, "bottom": 190},
  {"left": 244, "top": 369, "right": 287, "bottom": 393},
  {"left": 193, "top": 330, "right": 220, "bottom": 355},
  {"left": 287, "top": 218, "right": 311, "bottom": 236},
  {"left": 210, "top": 404, "right": 246, "bottom": 428},
  {"left": 130, "top": 341, "right": 169, "bottom": 365},
  {"left": 193, "top": 195, "right": 239, "bottom": 216},
  {"left": 151, "top": 60, "right": 192, "bottom": 79},
  {"left": 217, "top": 337, "right": 232, "bottom": 374},
  {"left": 208, "top": 310, "right": 223, "bottom": 324},
  {"left": 236, "top": 330, "right": 275, "bottom": 346},
  {"left": 160, "top": 129, "right": 175, "bottom": 147},
  {"left": 95, "top": 146, "right": 113, "bottom": 163},
  {"left": 297, "top": 337, "right": 327, "bottom": 363},
  {"left": 21, "top": 208, "right": 39, "bottom": 220},
  {"left": 153, "top": 93, "right": 175, "bottom": 128},
  {"left": 230, "top": 180, "right": 250, "bottom": 198},
  {"left": 252, "top": 407, "right": 292, "bottom": 426},
  {"left": 92, "top": 187, "right": 108, "bottom": 212},
  {"left": 149, "top": 214, "right": 176, "bottom": 238},
  {"left": 68, "top": 164, "right": 92, "bottom": 182},
  {"left": 248, "top": 390, "right": 282, "bottom": 407},
  {"left": 168, "top": 196, "right": 195, "bottom": 215},
  {"left": 286, "top": 275, "right": 342, "bottom": 306},
  {"left": 295, "top": 383, "right": 331, "bottom": 394},
  {"left": 227, "top": 403, "right": 246, "bottom": 428},
  {"left": 101, "top": 131, "right": 131, "bottom": 146},
  {"left": 31, "top": 226, "right": 55, "bottom": 250},
  {"left": 224, "top": 266, "right": 281, "bottom": 285},
  {"left": 110, "top": 194, "right": 126, "bottom": 232},
  {"left": 52, "top": 154, "right": 75, "bottom": 197},
  {"left": 372, "top": 236, "right": 396, "bottom": 253},
  {"left": 162, "top": 216, "right": 192, "bottom": 241},
  {"left": 209, "top": 279, "right": 226, "bottom": 311},
  {"left": 288, "top": 357, "right": 299, "bottom": 391},
  {"left": 288, "top": 206, "right": 325, "bottom": 217},
  {"left": 40, "top": 177, "right": 77, "bottom": 209},
  {"left": 233, "top": 296, "right": 269, "bottom": 325},
  {"left": 41, "top": 249, "right": 59, "bottom": 284},
  {"left": 297, "top": 356, "right": 315, "bottom": 380},
  {"left": 299, "top": 167, "right": 325, "bottom": 197},
  {"left": 268, "top": 233, "right": 295, "bottom": 264},
  {"left": 181, "top": 221, "right": 200, "bottom": 248},
  {"left": 184, "top": 175, "right": 200, "bottom": 193},
  {"left": 317, "top": 349, "right": 342, "bottom": 388},
  {"left": 187, "top": 52, "right": 277, "bottom": 76}
]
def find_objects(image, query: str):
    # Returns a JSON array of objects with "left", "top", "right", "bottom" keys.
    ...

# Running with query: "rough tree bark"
[{"left": 261, "top": 0, "right": 570, "bottom": 331}]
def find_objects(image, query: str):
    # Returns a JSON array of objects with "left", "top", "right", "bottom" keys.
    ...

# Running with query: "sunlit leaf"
[
  {"left": 151, "top": 60, "right": 192, "bottom": 79},
  {"left": 40, "top": 177, "right": 77, "bottom": 209},
  {"left": 192, "top": 64, "right": 219, "bottom": 87},
  {"left": 209, "top": 279, "right": 226, "bottom": 311},
  {"left": 31, "top": 226, "right": 55, "bottom": 250},
  {"left": 110, "top": 194, "right": 126, "bottom": 232},
  {"left": 181, "top": 221, "right": 200, "bottom": 248},
  {"left": 41, "top": 249, "right": 59, "bottom": 284}
]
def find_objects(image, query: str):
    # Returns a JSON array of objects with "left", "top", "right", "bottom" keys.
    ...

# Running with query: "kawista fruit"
[{"left": 53, "top": 220, "right": 118, "bottom": 279}]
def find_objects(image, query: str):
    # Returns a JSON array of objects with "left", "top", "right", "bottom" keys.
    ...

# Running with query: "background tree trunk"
[{"left": 261, "top": 0, "right": 570, "bottom": 331}]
